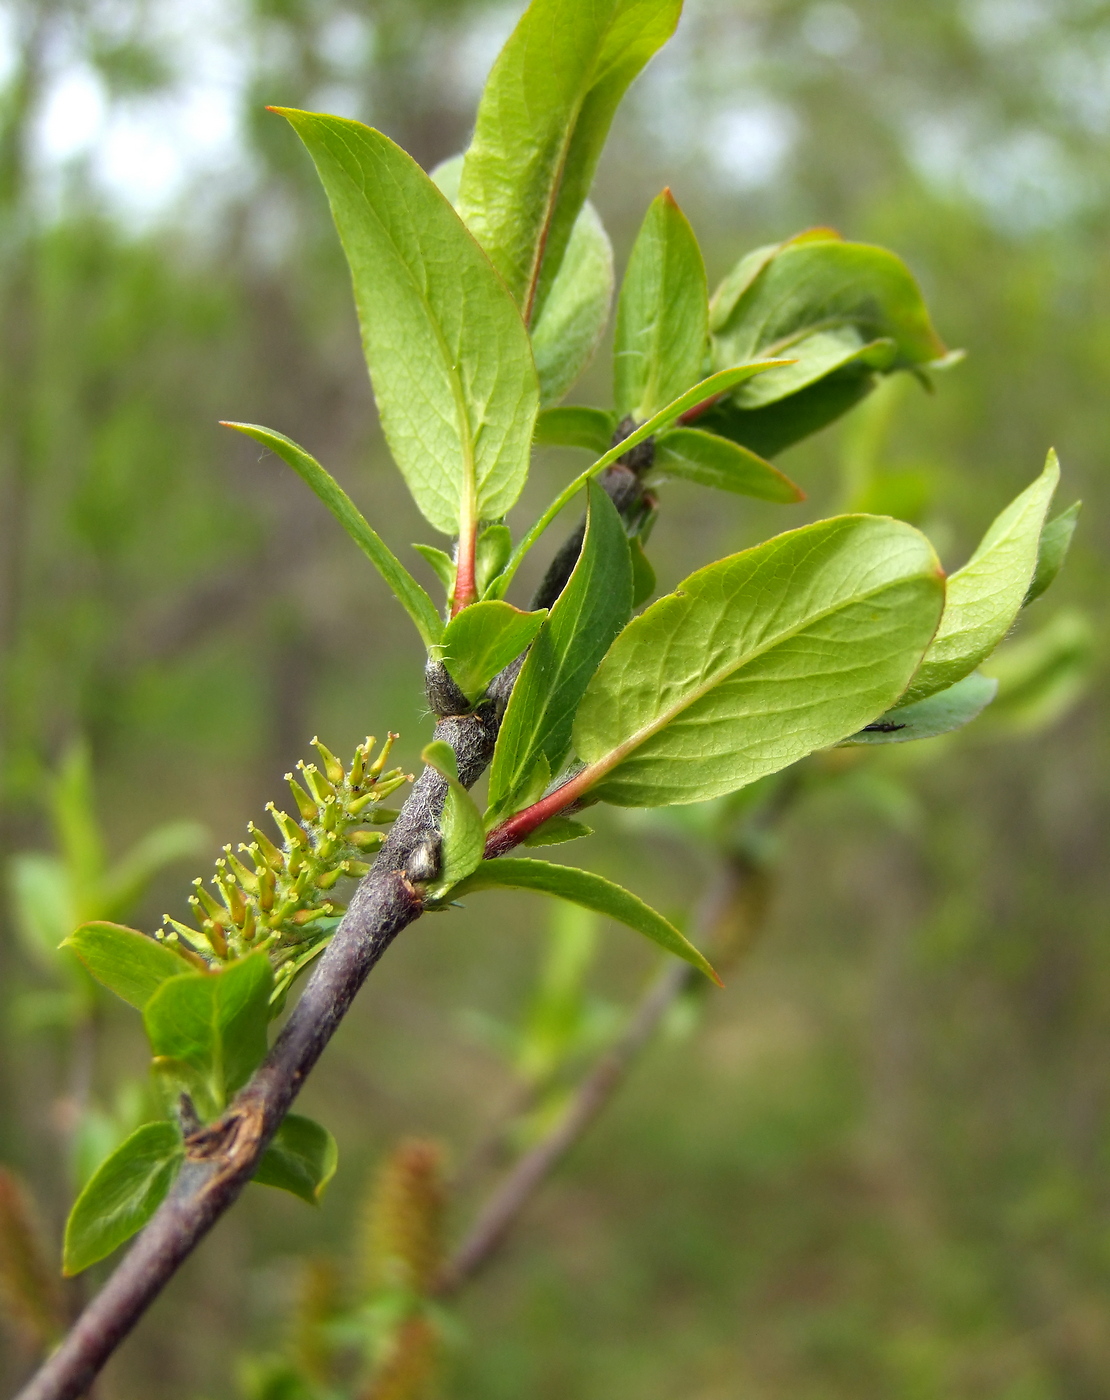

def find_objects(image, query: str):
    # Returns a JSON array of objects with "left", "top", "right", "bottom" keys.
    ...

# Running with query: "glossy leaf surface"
[
  {"left": 278, "top": 111, "right": 538, "bottom": 537},
  {"left": 458, "top": 0, "right": 681, "bottom": 322},
  {"left": 489, "top": 483, "right": 632, "bottom": 815},
  {"left": 252, "top": 1114, "right": 338, "bottom": 1205},
  {"left": 532, "top": 201, "right": 613, "bottom": 407},
  {"left": 843, "top": 672, "right": 998, "bottom": 746},
  {"left": 653, "top": 427, "right": 804, "bottom": 503},
  {"left": 573, "top": 515, "right": 945, "bottom": 806},
  {"left": 614, "top": 189, "right": 707, "bottom": 420},
  {"left": 437, "top": 601, "right": 546, "bottom": 703},
  {"left": 65, "top": 922, "right": 188, "bottom": 1010},
  {"left": 902, "top": 452, "right": 1059, "bottom": 704},
  {"left": 450, "top": 858, "right": 718, "bottom": 982},
  {"left": 63, "top": 1122, "right": 183, "bottom": 1274},
  {"left": 227, "top": 424, "right": 443, "bottom": 647}
]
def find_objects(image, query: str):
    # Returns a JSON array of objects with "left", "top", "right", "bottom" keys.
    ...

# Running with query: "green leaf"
[
  {"left": 276, "top": 110, "right": 538, "bottom": 538},
  {"left": 51, "top": 742, "right": 105, "bottom": 901},
  {"left": 532, "top": 201, "right": 613, "bottom": 407},
  {"left": 842, "top": 672, "right": 998, "bottom": 746},
  {"left": 413, "top": 543, "right": 455, "bottom": 595},
  {"left": 982, "top": 608, "right": 1093, "bottom": 734},
  {"left": 726, "top": 327, "right": 896, "bottom": 410},
  {"left": 421, "top": 742, "right": 487, "bottom": 891},
  {"left": 97, "top": 821, "right": 208, "bottom": 924},
  {"left": 252, "top": 1114, "right": 338, "bottom": 1205},
  {"left": 1025, "top": 500, "right": 1080, "bottom": 605},
  {"left": 143, "top": 953, "right": 274, "bottom": 1119},
  {"left": 521, "top": 816, "right": 593, "bottom": 847},
  {"left": 535, "top": 406, "right": 616, "bottom": 453},
  {"left": 476, "top": 524, "right": 513, "bottom": 596},
  {"left": 10, "top": 854, "right": 76, "bottom": 973},
  {"left": 710, "top": 233, "right": 946, "bottom": 376},
  {"left": 492, "top": 362, "right": 789, "bottom": 598},
  {"left": 652, "top": 427, "right": 804, "bottom": 503},
  {"left": 489, "top": 482, "right": 632, "bottom": 815},
  {"left": 450, "top": 858, "right": 719, "bottom": 983},
  {"left": 615, "top": 189, "right": 707, "bottom": 421},
  {"left": 64, "top": 922, "right": 192, "bottom": 1010},
  {"left": 458, "top": 0, "right": 682, "bottom": 322},
  {"left": 629, "top": 535, "right": 656, "bottom": 607},
  {"left": 63, "top": 1121, "right": 183, "bottom": 1274},
  {"left": 226, "top": 423, "right": 443, "bottom": 647},
  {"left": 901, "top": 451, "right": 1060, "bottom": 705},
  {"left": 698, "top": 365, "right": 877, "bottom": 459},
  {"left": 571, "top": 514, "right": 945, "bottom": 807},
  {"left": 437, "top": 601, "right": 547, "bottom": 703}
]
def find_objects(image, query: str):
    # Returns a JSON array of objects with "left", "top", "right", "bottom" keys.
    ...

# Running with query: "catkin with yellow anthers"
[
  {"left": 0, "top": 1169, "right": 65, "bottom": 1351},
  {"left": 159, "top": 734, "right": 410, "bottom": 975}
]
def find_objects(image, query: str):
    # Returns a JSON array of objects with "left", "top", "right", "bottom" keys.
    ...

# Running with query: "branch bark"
[{"left": 17, "top": 465, "right": 652, "bottom": 1400}]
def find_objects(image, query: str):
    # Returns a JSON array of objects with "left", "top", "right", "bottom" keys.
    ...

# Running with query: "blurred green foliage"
[{"left": 0, "top": 0, "right": 1107, "bottom": 1397}]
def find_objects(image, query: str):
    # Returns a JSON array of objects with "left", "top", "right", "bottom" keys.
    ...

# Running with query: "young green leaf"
[
  {"left": 492, "top": 362, "right": 789, "bottom": 598},
  {"left": 488, "top": 482, "right": 632, "bottom": 816},
  {"left": 534, "top": 406, "right": 616, "bottom": 453},
  {"left": 901, "top": 452, "right": 1060, "bottom": 705},
  {"left": 436, "top": 601, "right": 547, "bottom": 704},
  {"left": 63, "top": 1122, "right": 183, "bottom": 1275},
  {"left": 143, "top": 953, "right": 274, "bottom": 1119},
  {"left": 275, "top": 111, "right": 538, "bottom": 546},
  {"left": 570, "top": 514, "right": 945, "bottom": 807},
  {"left": 725, "top": 327, "right": 896, "bottom": 410},
  {"left": 981, "top": 608, "right": 1094, "bottom": 734},
  {"left": 842, "top": 672, "right": 998, "bottom": 746},
  {"left": 421, "top": 742, "right": 486, "bottom": 891},
  {"left": 532, "top": 201, "right": 614, "bottom": 407},
  {"left": 1025, "top": 500, "right": 1080, "bottom": 605},
  {"left": 476, "top": 524, "right": 513, "bottom": 596},
  {"left": 458, "top": 0, "right": 682, "bottom": 323},
  {"left": 629, "top": 534, "right": 656, "bottom": 607},
  {"left": 698, "top": 365, "right": 877, "bottom": 460},
  {"left": 225, "top": 423, "right": 443, "bottom": 647},
  {"left": 652, "top": 427, "right": 804, "bottom": 503},
  {"left": 614, "top": 189, "right": 707, "bottom": 421},
  {"left": 64, "top": 922, "right": 191, "bottom": 1010},
  {"left": 252, "top": 1114, "right": 338, "bottom": 1205},
  {"left": 450, "top": 858, "right": 719, "bottom": 983},
  {"left": 710, "top": 235, "right": 947, "bottom": 375},
  {"left": 521, "top": 816, "right": 594, "bottom": 847},
  {"left": 413, "top": 543, "right": 455, "bottom": 595}
]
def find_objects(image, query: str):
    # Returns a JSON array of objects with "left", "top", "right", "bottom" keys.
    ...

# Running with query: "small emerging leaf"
[
  {"left": 842, "top": 672, "right": 998, "bottom": 746},
  {"left": 64, "top": 921, "right": 190, "bottom": 1010},
  {"left": 652, "top": 427, "right": 804, "bottom": 503},
  {"left": 902, "top": 451, "right": 1060, "bottom": 705},
  {"left": 437, "top": 601, "right": 547, "bottom": 704},
  {"left": 413, "top": 543, "right": 455, "bottom": 594},
  {"left": 63, "top": 1122, "right": 183, "bottom": 1274},
  {"left": 1025, "top": 500, "right": 1080, "bottom": 605},
  {"left": 521, "top": 816, "right": 593, "bottom": 847},
  {"left": 450, "top": 858, "right": 719, "bottom": 983},
  {"left": 253, "top": 1114, "right": 338, "bottom": 1205},
  {"left": 422, "top": 742, "right": 486, "bottom": 892},
  {"left": 476, "top": 525, "right": 513, "bottom": 596}
]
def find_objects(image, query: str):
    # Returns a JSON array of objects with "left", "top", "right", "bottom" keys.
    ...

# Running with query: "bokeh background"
[{"left": 1, "top": 0, "right": 1108, "bottom": 1396}]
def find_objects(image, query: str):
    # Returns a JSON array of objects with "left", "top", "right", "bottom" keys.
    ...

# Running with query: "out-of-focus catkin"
[{"left": 0, "top": 1170, "right": 65, "bottom": 1352}]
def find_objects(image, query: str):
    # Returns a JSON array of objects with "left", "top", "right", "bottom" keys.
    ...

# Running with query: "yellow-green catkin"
[
  {"left": 359, "top": 1316, "right": 439, "bottom": 1400},
  {"left": 363, "top": 1139, "right": 446, "bottom": 1297},
  {"left": 0, "top": 1170, "right": 65, "bottom": 1352},
  {"left": 157, "top": 734, "right": 410, "bottom": 995},
  {"left": 293, "top": 1257, "right": 342, "bottom": 1387}
]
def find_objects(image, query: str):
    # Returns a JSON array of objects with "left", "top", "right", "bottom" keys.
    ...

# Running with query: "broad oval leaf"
[
  {"left": 450, "top": 857, "right": 719, "bottom": 983},
  {"left": 277, "top": 110, "right": 538, "bottom": 537},
  {"left": 225, "top": 423, "right": 443, "bottom": 646},
  {"left": 458, "top": 0, "right": 681, "bottom": 322},
  {"left": 422, "top": 741, "right": 487, "bottom": 891},
  {"left": 143, "top": 952, "right": 274, "bottom": 1119},
  {"left": 64, "top": 922, "right": 192, "bottom": 1009},
  {"left": 614, "top": 188, "right": 707, "bottom": 421},
  {"left": 63, "top": 1121, "right": 183, "bottom": 1275},
  {"left": 252, "top": 1114, "right": 338, "bottom": 1205},
  {"left": 572, "top": 514, "right": 945, "bottom": 807},
  {"left": 532, "top": 201, "right": 614, "bottom": 407},
  {"left": 842, "top": 672, "right": 998, "bottom": 746},
  {"left": 901, "top": 451, "right": 1059, "bottom": 705},
  {"left": 488, "top": 482, "right": 632, "bottom": 816},
  {"left": 437, "top": 601, "right": 547, "bottom": 703},
  {"left": 652, "top": 427, "right": 804, "bottom": 503}
]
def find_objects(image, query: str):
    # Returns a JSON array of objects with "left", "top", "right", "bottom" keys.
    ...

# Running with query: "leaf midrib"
[{"left": 581, "top": 555, "right": 936, "bottom": 783}]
